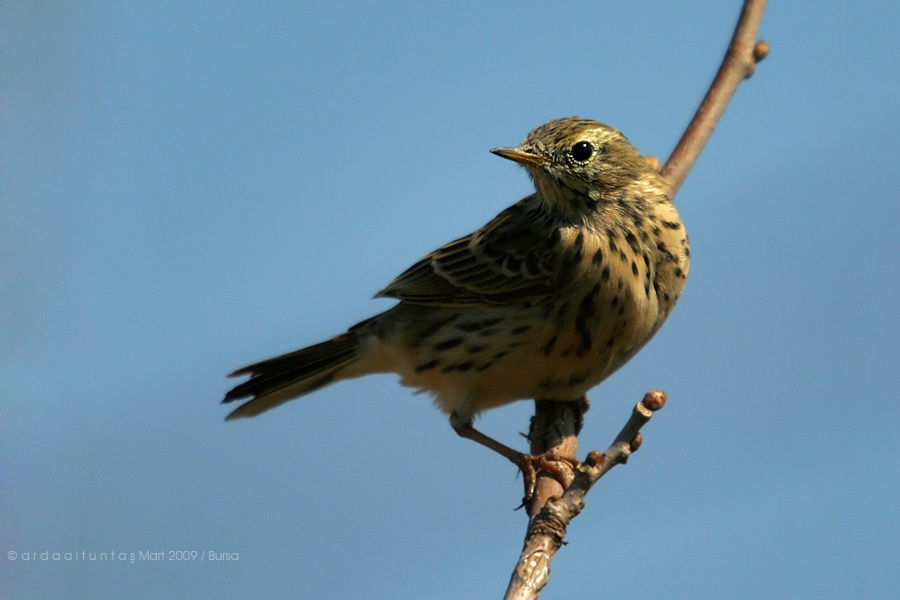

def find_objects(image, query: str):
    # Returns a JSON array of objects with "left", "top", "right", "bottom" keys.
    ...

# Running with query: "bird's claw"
[{"left": 513, "top": 452, "right": 580, "bottom": 511}]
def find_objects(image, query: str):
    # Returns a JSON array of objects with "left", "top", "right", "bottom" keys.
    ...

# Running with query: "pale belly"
[{"left": 377, "top": 295, "right": 659, "bottom": 422}]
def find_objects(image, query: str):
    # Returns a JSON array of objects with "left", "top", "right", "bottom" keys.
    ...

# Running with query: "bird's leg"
[{"left": 451, "top": 416, "right": 578, "bottom": 507}]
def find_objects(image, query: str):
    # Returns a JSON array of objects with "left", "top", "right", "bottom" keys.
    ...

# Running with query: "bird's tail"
[{"left": 222, "top": 330, "right": 361, "bottom": 420}]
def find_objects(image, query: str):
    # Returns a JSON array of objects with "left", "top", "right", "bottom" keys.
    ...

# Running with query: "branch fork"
[{"left": 504, "top": 392, "right": 666, "bottom": 600}]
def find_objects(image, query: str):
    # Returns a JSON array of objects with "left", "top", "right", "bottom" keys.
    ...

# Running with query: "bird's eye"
[{"left": 571, "top": 141, "right": 594, "bottom": 162}]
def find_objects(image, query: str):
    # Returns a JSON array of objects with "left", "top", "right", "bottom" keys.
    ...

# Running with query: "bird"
[{"left": 223, "top": 116, "right": 690, "bottom": 496}]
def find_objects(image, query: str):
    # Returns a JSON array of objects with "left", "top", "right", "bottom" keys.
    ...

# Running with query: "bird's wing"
[{"left": 377, "top": 198, "right": 567, "bottom": 307}]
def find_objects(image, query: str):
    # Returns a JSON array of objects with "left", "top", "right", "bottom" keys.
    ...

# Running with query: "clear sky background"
[{"left": 3, "top": 2, "right": 898, "bottom": 599}]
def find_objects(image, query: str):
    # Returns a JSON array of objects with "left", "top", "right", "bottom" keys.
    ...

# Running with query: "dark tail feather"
[{"left": 222, "top": 332, "right": 359, "bottom": 420}]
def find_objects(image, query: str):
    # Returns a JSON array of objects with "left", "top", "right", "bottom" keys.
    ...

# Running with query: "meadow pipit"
[{"left": 223, "top": 117, "right": 690, "bottom": 493}]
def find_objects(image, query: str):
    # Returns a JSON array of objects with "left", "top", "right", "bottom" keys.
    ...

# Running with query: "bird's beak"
[{"left": 490, "top": 146, "right": 547, "bottom": 167}]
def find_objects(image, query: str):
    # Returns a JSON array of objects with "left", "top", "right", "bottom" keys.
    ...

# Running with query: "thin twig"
[
  {"left": 661, "top": 0, "right": 769, "bottom": 197},
  {"left": 505, "top": 1, "right": 768, "bottom": 598}
]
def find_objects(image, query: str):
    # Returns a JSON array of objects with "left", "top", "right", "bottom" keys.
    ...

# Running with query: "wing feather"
[{"left": 377, "top": 197, "right": 564, "bottom": 307}]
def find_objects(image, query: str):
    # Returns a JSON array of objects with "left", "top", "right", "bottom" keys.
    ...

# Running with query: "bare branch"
[
  {"left": 504, "top": 393, "right": 667, "bottom": 600},
  {"left": 505, "top": 1, "right": 768, "bottom": 597},
  {"left": 524, "top": 400, "right": 582, "bottom": 517},
  {"left": 661, "top": 0, "right": 768, "bottom": 198}
]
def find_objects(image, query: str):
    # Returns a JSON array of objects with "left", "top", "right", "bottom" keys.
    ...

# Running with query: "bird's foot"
[
  {"left": 450, "top": 416, "right": 579, "bottom": 510},
  {"left": 512, "top": 451, "right": 580, "bottom": 511}
]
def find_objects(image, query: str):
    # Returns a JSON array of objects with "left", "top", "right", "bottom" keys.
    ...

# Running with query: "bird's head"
[{"left": 492, "top": 117, "right": 659, "bottom": 218}]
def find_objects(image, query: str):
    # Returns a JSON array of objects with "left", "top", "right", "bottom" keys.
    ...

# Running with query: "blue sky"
[{"left": 3, "top": 2, "right": 898, "bottom": 598}]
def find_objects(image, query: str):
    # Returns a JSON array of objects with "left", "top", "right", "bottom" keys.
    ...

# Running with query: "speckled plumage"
[{"left": 223, "top": 117, "right": 690, "bottom": 431}]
